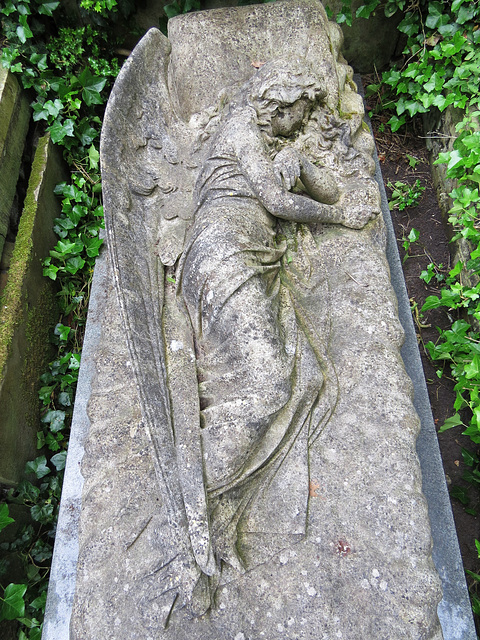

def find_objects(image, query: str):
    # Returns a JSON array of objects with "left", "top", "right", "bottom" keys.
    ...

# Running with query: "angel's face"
[{"left": 270, "top": 97, "right": 311, "bottom": 137}]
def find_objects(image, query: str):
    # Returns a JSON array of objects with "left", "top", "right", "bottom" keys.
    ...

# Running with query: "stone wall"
[
  {"left": 0, "top": 132, "right": 66, "bottom": 485},
  {"left": 0, "top": 68, "right": 30, "bottom": 261}
]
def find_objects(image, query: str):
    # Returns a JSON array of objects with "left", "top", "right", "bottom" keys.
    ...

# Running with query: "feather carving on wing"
[{"left": 101, "top": 28, "right": 215, "bottom": 619}]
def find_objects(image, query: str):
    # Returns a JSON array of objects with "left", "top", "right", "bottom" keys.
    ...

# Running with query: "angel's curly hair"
[
  {"left": 242, "top": 59, "right": 327, "bottom": 127},
  {"left": 193, "top": 58, "right": 326, "bottom": 151}
]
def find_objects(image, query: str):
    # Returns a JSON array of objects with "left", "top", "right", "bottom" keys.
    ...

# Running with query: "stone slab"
[
  {"left": 42, "top": 234, "right": 107, "bottom": 640},
  {"left": 44, "top": 7, "right": 474, "bottom": 638},
  {"left": 0, "top": 135, "right": 66, "bottom": 485},
  {"left": 44, "top": 4, "right": 476, "bottom": 637},
  {"left": 75, "top": 4, "right": 446, "bottom": 634},
  {"left": 43, "top": 97, "right": 476, "bottom": 640},
  {"left": 0, "top": 68, "right": 30, "bottom": 259}
]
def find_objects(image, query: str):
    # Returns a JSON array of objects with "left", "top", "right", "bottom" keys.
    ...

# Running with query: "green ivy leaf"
[
  {"left": 425, "top": 2, "right": 448, "bottom": 29},
  {"left": 0, "top": 583, "right": 27, "bottom": 621},
  {"left": 17, "top": 616, "right": 40, "bottom": 629},
  {"left": 48, "top": 118, "right": 75, "bottom": 144},
  {"left": 76, "top": 121, "right": 98, "bottom": 146},
  {"left": 54, "top": 323, "right": 71, "bottom": 342},
  {"left": 397, "top": 12, "right": 419, "bottom": 37},
  {"left": 88, "top": 144, "right": 100, "bottom": 169},
  {"left": 25, "top": 456, "right": 50, "bottom": 479},
  {"left": 164, "top": 0, "right": 181, "bottom": 18},
  {"left": 17, "top": 4, "right": 31, "bottom": 16},
  {"left": 438, "top": 413, "right": 465, "bottom": 432},
  {"left": 69, "top": 353, "right": 81, "bottom": 370},
  {"left": 76, "top": 68, "right": 107, "bottom": 106},
  {"left": 37, "top": 431, "right": 46, "bottom": 449},
  {"left": 0, "top": 2, "right": 17, "bottom": 16},
  {"left": 16, "top": 481, "right": 40, "bottom": 504},
  {"left": 1, "top": 46, "right": 20, "bottom": 68},
  {"left": 65, "top": 256, "right": 86, "bottom": 274},
  {"left": 43, "top": 263, "right": 59, "bottom": 280},
  {"left": 408, "top": 227, "right": 420, "bottom": 243},
  {"left": 85, "top": 235, "right": 103, "bottom": 257},
  {"left": 37, "top": 1, "right": 60, "bottom": 16},
  {"left": 384, "top": 0, "right": 400, "bottom": 18},
  {"left": 51, "top": 451, "right": 67, "bottom": 471},
  {"left": 42, "top": 410, "right": 66, "bottom": 433},
  {"left": 58, "top": 391, "right": 71, "bottom": 407},
  {"left": 30, "top": 502, "right": 54, "bottom": 524},
  {"left": 464, "top": 354, "right": 480, "bottom": 379},
  {"left": 0, "top": 503, "right": 14, "bottom": 533},
  {"left": 29, "top": 53, "right": 48, "bottom": 70},
  {"left": 475, "top": 539, "right": 480, "bottom": 557},
  {"left": 450, "top": 485, "right": 470, "bottom": 505},
  {"left": 16, "top": 23, "right": 33, "bottom": 44},
  {"left": 30, "top": 591, "right": 47, "bottom": 613},
  {"left": 388, "top": 114, "right": 407, "bottom": 132},
  {"left": 356, "top": 2, "right": 378, "bottom": 19},
  {"left": 462, "top": 447, "right": 479, "bottom": 467},
  {"left": 457, "top": 4, "right": 476, "bottom": 24}
]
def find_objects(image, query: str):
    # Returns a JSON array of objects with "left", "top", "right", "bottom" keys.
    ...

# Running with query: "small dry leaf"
[
  {"left": 251, "top": 60, "right": 266, "bottom": 69},
  {"left": 425, "top": 35, "right": 441, "bottom": 47},
  {"left": 309, "top": 480, "right": 320, "bottom": 497},
  {"left": 454, "top": 460, "right": 460, "bottom": 467}
]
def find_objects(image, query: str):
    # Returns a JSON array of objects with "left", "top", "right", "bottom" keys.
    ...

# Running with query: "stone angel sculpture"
[
  {"left": 101, "top": 20, "right": 380, "bottom": 625},
  {"left": 67, "top": 4, "right": 444, "bottom": 639}
]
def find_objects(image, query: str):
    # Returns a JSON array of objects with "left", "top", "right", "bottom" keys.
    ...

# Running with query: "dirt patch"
[{"left": 364, "top": 79, "right": 480, "bottom": 624}]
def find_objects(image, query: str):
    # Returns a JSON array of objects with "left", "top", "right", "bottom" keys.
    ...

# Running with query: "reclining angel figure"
[
  {"left": 178, "top": 56, "right": 376, "bottom": 566},
  {"left": 102, "top": 39, "right": 378, "bottom": 623}
]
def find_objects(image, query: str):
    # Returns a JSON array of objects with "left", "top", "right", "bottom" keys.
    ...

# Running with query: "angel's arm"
[
  {"left": 273, "top": 147, "right": 340, "bottom": 204},
  {"left": 236, "top": 124, "right": 342, "bottom": 225}
]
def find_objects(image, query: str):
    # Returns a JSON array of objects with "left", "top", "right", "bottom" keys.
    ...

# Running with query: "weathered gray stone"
[
  {"left": 0, "top": 68, "right": 30, "bottom": 260},
  {"left": 187, "top": 0, "right": 402, "bottom": 73},
  {"left": 69, "top": 1, "right": 443, "bottom": 637},
  {"left": 0, "top": 135, "right": 65, "bottom": 485}
]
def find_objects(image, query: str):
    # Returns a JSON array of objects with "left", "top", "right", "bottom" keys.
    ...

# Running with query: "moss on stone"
[
  {"left": 22, "top": 283, "right": 57, "bottom": 428},
  {"left": 0, "top": 135, "right": 51, "bottom": 382}
]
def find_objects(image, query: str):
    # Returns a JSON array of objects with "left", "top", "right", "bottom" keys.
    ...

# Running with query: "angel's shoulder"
[{"left": 219, "top": 109, "right": 263, "bottom": 151}]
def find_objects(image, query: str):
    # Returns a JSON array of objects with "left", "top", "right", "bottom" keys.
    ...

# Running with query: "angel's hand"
[
  {"left": 273, "top": 147, "right": 302, "bottom": 191},
  {"left": 340, "top": 206, "right": 377, "bottom": 229},
  {"left": 337, "top": 188, "right": 381, "bottom": 229}
]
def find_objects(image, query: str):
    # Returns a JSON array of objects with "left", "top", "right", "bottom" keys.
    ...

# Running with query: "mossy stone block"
[
  {"left": 0, "top": 135, "right": 66, "bottom": 486},
  {"left": 0, "top": 68, "right": 30, "bottom": 259}
]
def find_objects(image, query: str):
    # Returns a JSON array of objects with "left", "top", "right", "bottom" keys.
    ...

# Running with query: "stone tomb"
[{"left": 44, "top": 1, "right": 475, "bottom": 638}]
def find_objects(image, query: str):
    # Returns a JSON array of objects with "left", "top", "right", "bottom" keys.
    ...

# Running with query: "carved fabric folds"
[{"left": 178, "top": 151, "right": 336, "bottom": 568}]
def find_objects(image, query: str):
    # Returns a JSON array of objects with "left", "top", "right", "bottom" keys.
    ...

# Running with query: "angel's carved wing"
[{"left": 101, "top": 28, "right": 215, "bottom": 614}]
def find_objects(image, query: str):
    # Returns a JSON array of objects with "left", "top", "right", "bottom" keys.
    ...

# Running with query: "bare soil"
[{"left": 364, "top": 82, "right": 480, "bottom": 628}]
